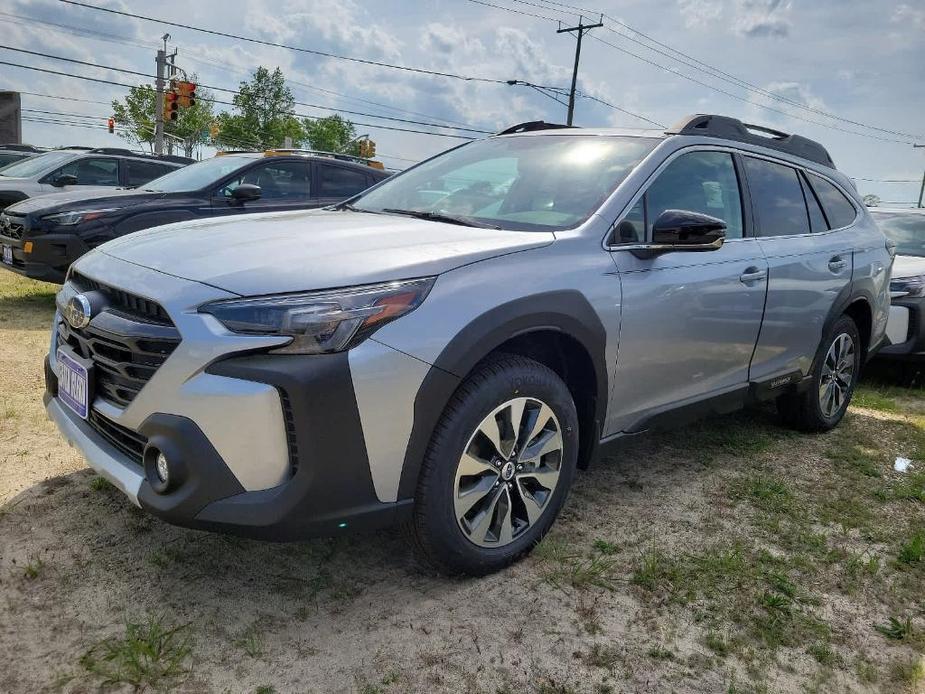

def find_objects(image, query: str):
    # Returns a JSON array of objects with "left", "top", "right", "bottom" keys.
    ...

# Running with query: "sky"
[{"left": 2, "top": 0, "right": 923, "bottom": 205}]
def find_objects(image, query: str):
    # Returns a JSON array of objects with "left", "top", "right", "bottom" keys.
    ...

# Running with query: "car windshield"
[
  {"left": 0, "top": 151, "right": 77, "bottom": 178},
  {"left": 352, "top": 134, "right": 660, "bottom": 231},
  {"left": 872, "top": 211, "right": 925, "bottom": 257},
  {"left": 142, "top": 155, "right": 259, "bottom": 192}
]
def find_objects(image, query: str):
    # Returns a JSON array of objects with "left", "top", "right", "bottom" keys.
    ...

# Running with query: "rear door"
[
  {"left": 745, "top": 156, "right": 855, "bottom": 381},
  {"left": 122, "top": 159, "right": 177, "bottom": 188},
  {"left": 212, "top": 159, "right": 313, "bottom": 214},
  {"left": 313, "top": 163, "right": 374, "bottom": 206},
  {"left": 607, "top": 149, "right": 768, "bottom": 433}
]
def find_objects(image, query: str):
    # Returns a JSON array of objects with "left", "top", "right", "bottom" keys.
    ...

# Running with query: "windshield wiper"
[
  {"left": 381, "top": 208, "right": 500, "bottom": 229},
  {"left": 333, "top": 201, "right": 381, "bottom": 213}
]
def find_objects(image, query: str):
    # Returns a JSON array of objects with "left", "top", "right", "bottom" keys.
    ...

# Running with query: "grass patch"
[
  {"left": 703, "top": 631, "right": 730, "bottom": 657},
  {"left": 874, "top": 616, "right": 916, "bottom": 642},
  {"left": 890, "top": 655, "right": 925, "bottom": 687},
  {"left": 23, "top": 556, "right": 44, "bottom": 580},
  {"left": 578, "top": 643, "right": 623, "bottom": 672},
  {"left": 852, "top": 385, "right": 900, "bottom": 413},
  {"left": 234, "top": 625, "right": 265, "bottom": 659},
  {"left": 898, "top": 529, "right": 924, "bottom": 566},
  {"left": 730, "top": 474, "right": 794, "bottom": 513},
  {"left": 807, "top": 641, "right": 841, "bottom": 667},
  {"left": 90, "top": 476, "right": 113, "bottom": 492},
  {"left": 534, "top": 537, "right": 619, "bottom": 591},
  {"left": 79, "top": 616, "right": 192, "bottom": 690}
]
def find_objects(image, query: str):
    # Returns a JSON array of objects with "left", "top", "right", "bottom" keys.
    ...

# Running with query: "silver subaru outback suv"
[{"left": 45, "top": 114, "right": 892, "bottom": 575}]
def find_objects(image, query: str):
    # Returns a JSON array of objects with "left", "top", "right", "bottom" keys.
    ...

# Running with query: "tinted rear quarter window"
[
  {"left": 319, "top": 165, "right": 370, "bottom": 198},
  {"left": 743, "top": 157, "right": 810, "bottom": 237},
  {"left": 807, "top": 172, "right": 857, "bottom": 229},
  {"left": 125, "top": 160, "right": 175, "bottom": 187}
]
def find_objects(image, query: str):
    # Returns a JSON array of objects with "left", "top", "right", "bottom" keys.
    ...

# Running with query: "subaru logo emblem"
[{"left": 64, "top": 294, "right": 92, "bottom": 329}]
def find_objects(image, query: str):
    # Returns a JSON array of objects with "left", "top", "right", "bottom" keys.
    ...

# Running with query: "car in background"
[
  {"left": 0, "top": 144, "right": 47, "bottom": 169},
  {"left": 870, "top": 207, "right": 925, "bottom": 360},
  {"left": 0, "top": 148, "right": 192, "bottom": 210},
  {"left": 0, "top": 149, "right": 390, "bottom": 282}
]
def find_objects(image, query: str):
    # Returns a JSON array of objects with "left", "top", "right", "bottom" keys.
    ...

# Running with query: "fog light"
[
  {"left": 155, "top": 452, "right": 169, "bottom": 485},
  {"left": 23, "top": 241, "right": 33, "bottom": 253}
]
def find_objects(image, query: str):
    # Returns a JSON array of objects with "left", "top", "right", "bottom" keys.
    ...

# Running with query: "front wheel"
[
  {"left": 410, "top": 354, "right": 579, "bottom": 575},
  {"left": 778, "top": 314, "right": 860, "bottom": 432}
]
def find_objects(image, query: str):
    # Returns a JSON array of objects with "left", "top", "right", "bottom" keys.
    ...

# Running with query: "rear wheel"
[
  {"left": 411, "top": 354, "right": 579, "bottom": 575},
  {"left": 778, "top": 315, "right": 860, "bottom": 432}
]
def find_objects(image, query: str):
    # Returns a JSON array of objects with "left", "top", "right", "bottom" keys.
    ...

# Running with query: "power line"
[
  {"left": 518, "top": 0, "right": 923, "bottom": 140},
  {"left": 57, "top": 0, "right": 513, "bottom": 85},
  {"left": 852, "top": 178, "right": 920, "bottom": 183},
  {"left": 2, "top": 9, "right": 480, "bottom": 132},
  {"left": 0, "top": 45, "right": 492, "bottom": 136}
]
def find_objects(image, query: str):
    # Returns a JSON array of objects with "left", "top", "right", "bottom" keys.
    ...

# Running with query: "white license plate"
[
  {"left": 56, "top": 347, "right": 91, "bottom": 419},
  {"left": 1, "top": 245, "right": 11, "bottom": 265}
]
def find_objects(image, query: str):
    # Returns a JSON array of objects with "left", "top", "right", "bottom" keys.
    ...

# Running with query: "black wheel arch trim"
[
  {"left": 395, "top": 289, "right": 608, "bottom": 500},
  {"left": 813, "top": 285, "right": 876, "bottom": 377}
]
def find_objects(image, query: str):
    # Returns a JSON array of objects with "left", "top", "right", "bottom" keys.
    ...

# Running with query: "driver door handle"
[
  {"left": 740, "top": 267, "right": 767, "bottom": 284},
  {"left": 828, "top": 256, "right": 848, "bottom": 273}
]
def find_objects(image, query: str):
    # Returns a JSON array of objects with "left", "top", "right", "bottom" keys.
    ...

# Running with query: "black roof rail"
[
  {"left": 56, "top": 145, "right": 93, "bottom": 150},
  {"left": 0, "top": 143, "right": 46, "bottom": 152},
  {"left": 667, "top": 114, "right": 836, "bottom": 169},
  {"left": 87, "top": 147, "right": 138, "bottom": 156},
  {"left": 496, "top": 120, "right": 575, "bottom": 136},
  {"left": 156, "top": 154, "right": 195, "bottom": 165}
]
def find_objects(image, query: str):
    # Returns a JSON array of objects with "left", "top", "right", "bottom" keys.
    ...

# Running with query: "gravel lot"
[{"left": 1, "top": 271, "right": 923, "bottom": 693}]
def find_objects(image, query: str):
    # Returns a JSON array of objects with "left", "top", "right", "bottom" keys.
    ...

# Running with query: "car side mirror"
[
  {"left": 629, "top": 209, "right": 725, "bottom": 258},
  {"left": 53, "top": 174, "right": 78, "bottom": 187},
  {"left": 231, "top": 184, "right": 261, "bottom": 203}
]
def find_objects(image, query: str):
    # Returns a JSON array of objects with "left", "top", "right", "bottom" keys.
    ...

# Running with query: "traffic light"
[
  {"left": 177, "top": 81, "right": 197, "bottom": 109},
  {"left": 164, "top": 90, "right": 179, "bottom": 121},
  {"left": 107, "top": 117, "right": 114, "bottom": 134}
]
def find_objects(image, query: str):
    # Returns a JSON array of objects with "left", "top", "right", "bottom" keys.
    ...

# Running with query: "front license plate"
[
  {"left": 56, "top": 347, "right": 92, "bottom": 420},
  {"left": 1, "top": 245, "right": 11, "bottom": 265}
]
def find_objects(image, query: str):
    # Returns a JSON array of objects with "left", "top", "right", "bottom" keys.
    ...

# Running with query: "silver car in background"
[{"left": 43, "top": 114, "right": 892, "bottom": 575}]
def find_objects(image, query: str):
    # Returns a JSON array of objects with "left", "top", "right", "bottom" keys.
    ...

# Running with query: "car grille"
[
  {"left": 0, "top": 212, "right": 25, "bottom": 240},
  {"left": 88, "top": 409, "right": 147, "bottom": 465},
  {"left": 56, "top": 277, "right": 180, "bottom": 408},
  {"left": 70, "top": 270, "right": 173, "bottom": 325}
]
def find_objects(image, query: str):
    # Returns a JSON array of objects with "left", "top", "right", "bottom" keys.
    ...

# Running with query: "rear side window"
[
  {"left": 800, "top": 173, "right": 828, "bottom": 233},
  {"left": 743, "top": 157, "right": 810, "bottom": 237},
  {"left": 125, "top": 160, "right": 175, "bottom": 187},
  {"left": 806, "top": 173, "right": 857, "bottom": 229},
  {"left": 319, "top": 165, "right": 370, "bottom": 198},
  {"left": 219, "top": 161, "right": 311, "bottom": 199}
]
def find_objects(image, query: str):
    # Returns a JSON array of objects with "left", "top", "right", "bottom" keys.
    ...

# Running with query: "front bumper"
[
  {"left": 877, "top": 296, "right": 925, "bottom": 360},
  {"left": 0, "top": 231, "right": 87, "bottom": 284}
]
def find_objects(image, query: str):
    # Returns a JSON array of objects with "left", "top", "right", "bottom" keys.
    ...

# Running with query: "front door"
[
  {"left": 606, "top": 149, "right": 768, "bottom": 434},
  {"left": 212, "top": 160, "right": 315, "bottom": 215}
]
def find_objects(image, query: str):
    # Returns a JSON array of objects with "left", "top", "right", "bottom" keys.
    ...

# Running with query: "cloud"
[
  {"left": 677, "top": 0, "right": 723, "bottom": 29},
  {"left": 733, "top": 0, "right": 792, "bottom": 37},
  {"left": 892, "top": 3, "right": 925, "bottom": 30}
]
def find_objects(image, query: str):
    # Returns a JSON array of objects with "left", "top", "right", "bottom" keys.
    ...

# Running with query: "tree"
[
  {"left": 111, "top": 80, "right": 214, "bottom": 157},
  {"left": 215, "top": 67, "right": 304, "bottom": 150},
  {"left": 862, "top": 194, "right": 881, "bottom": 207},
  {"left": 302, "top": 115, "right": 361, "bottom": 155}
]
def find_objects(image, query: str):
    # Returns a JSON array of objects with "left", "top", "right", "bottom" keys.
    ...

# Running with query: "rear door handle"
[
  {"left": 740, "top": 267, "right": 767, "bottom": 283},
  {"left": 828, "top": 256, "right": 848, "bottom": 273}
]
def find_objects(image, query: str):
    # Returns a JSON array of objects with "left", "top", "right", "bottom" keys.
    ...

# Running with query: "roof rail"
[
  {"left": 87, "top": 147, "right": 137, "bottom": 155},
  {"left": 56, "top": 145, "right": 94, "bottom": 150},
  {"left": 496, "top": 121, "right": 574, "bottom": 136},
  {"left": 0, "top": 143, "right": 46, "bottom": 152},
  {"left": 263, "top": 148, "right": 382, "bottom": 167},
  {"left": 667, "top": 114, "right": 836, "bottom": 169},
  {"left": 156, "top": 154, "right": 196, "bottom": 165}
]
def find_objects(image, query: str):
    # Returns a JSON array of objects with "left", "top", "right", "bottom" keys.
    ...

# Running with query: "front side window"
[
  {"left": 807, "top": 172, "right": 857, "bottom": 229},
  {"left": 319, "top": 165, "right": 369, "bottom": 198},
  {"left": 56, "top": 157, "right": 119, "bottom": 186},
  {"left": 353, "top": 135, "right": 659, "bottom": 231},
  {"left": 872, "top": 212, "right": 925, "bottom": 257},
  {"left": 219, "top": 161, "right": 310, "bottom": 199},
  {"left": 744, "top": 157, "right": 810, "bottom": 237}
]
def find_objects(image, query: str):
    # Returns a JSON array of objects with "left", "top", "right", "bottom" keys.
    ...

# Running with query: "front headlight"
[
  {"left": 42, "top": 208, "right": 119, "bottom": 226},
  {"left": 890, "top": 274, "right": 925, "bottom": 299},
  {"left": 200, "top": 277, "right": 436, "bottom": 355}
]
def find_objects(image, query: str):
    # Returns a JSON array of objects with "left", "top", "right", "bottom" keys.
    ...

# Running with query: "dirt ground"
[{"left": 1, "top": 270, "right": 923, "bottom": 694}]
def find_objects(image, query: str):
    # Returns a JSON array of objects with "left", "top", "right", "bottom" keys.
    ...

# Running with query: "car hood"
[
  {"left": 5, "top": 188, "right": 160, "bottom": 215},
  {"left": 892, "top": 254, "right": 925, "bottom": 279},
  {"left": 98, "top": 208, "right": 555, "bottom": 295}
]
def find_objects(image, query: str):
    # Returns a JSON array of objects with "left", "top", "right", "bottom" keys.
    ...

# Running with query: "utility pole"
[
  {"left": 154, "top": 34, "right": 175, "bottom": 156},
  {"left": 557, "top": 15, "right": 603, "bottom": 126},
  {"left": 915, "top": 143, "right": 925, "bottom": 208}
]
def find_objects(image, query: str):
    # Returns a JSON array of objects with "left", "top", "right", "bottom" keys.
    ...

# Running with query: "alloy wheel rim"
[
  {"left": 819, "top": 332, "right": 855, "bottom": 418},
  {"left": 453, "top": 397, "right": 563, "bottom": 548}
]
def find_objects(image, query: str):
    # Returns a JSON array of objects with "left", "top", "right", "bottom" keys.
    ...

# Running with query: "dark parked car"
[
  {"left": 0, "top": 144, "right": 46, "bottom": 169},
  {"left": 0, "top": 150, "right": 390, "bottom": 283}
]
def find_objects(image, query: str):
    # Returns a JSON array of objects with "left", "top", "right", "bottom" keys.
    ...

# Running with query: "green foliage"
[
  {"left": 216, "top": 67, "right": 304, "bottom": 150},
  {"left": 79, "top": 616, "right": 192, "bottom": 690},
  {"left": 898, "top": 530, "right": 924, "bottom": 565},
  {"left": 874, "top": 616, "right": 915, "bottom": 641},
  {"left": 303, "top": 114, "right": 361, "bottom": 155},
  {"left": 111, "top": 80, "right": 214, "bottom": 156}
]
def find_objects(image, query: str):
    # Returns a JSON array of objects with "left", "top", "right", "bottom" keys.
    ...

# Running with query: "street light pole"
[{"left": 915, "top": 143, "right": 925, "bottom": 208}]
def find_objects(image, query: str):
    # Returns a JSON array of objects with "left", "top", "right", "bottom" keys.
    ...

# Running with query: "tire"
[
  {"left": 777, "top": 314, "right": 861, "bottom": 432},
  {"left": 410, "top": 353, "right": 579, "bottom": 576}
]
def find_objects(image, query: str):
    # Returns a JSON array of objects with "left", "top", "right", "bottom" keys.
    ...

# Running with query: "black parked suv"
[{"left": 0, "top": 150, "right": 390, "bottom": 283}]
